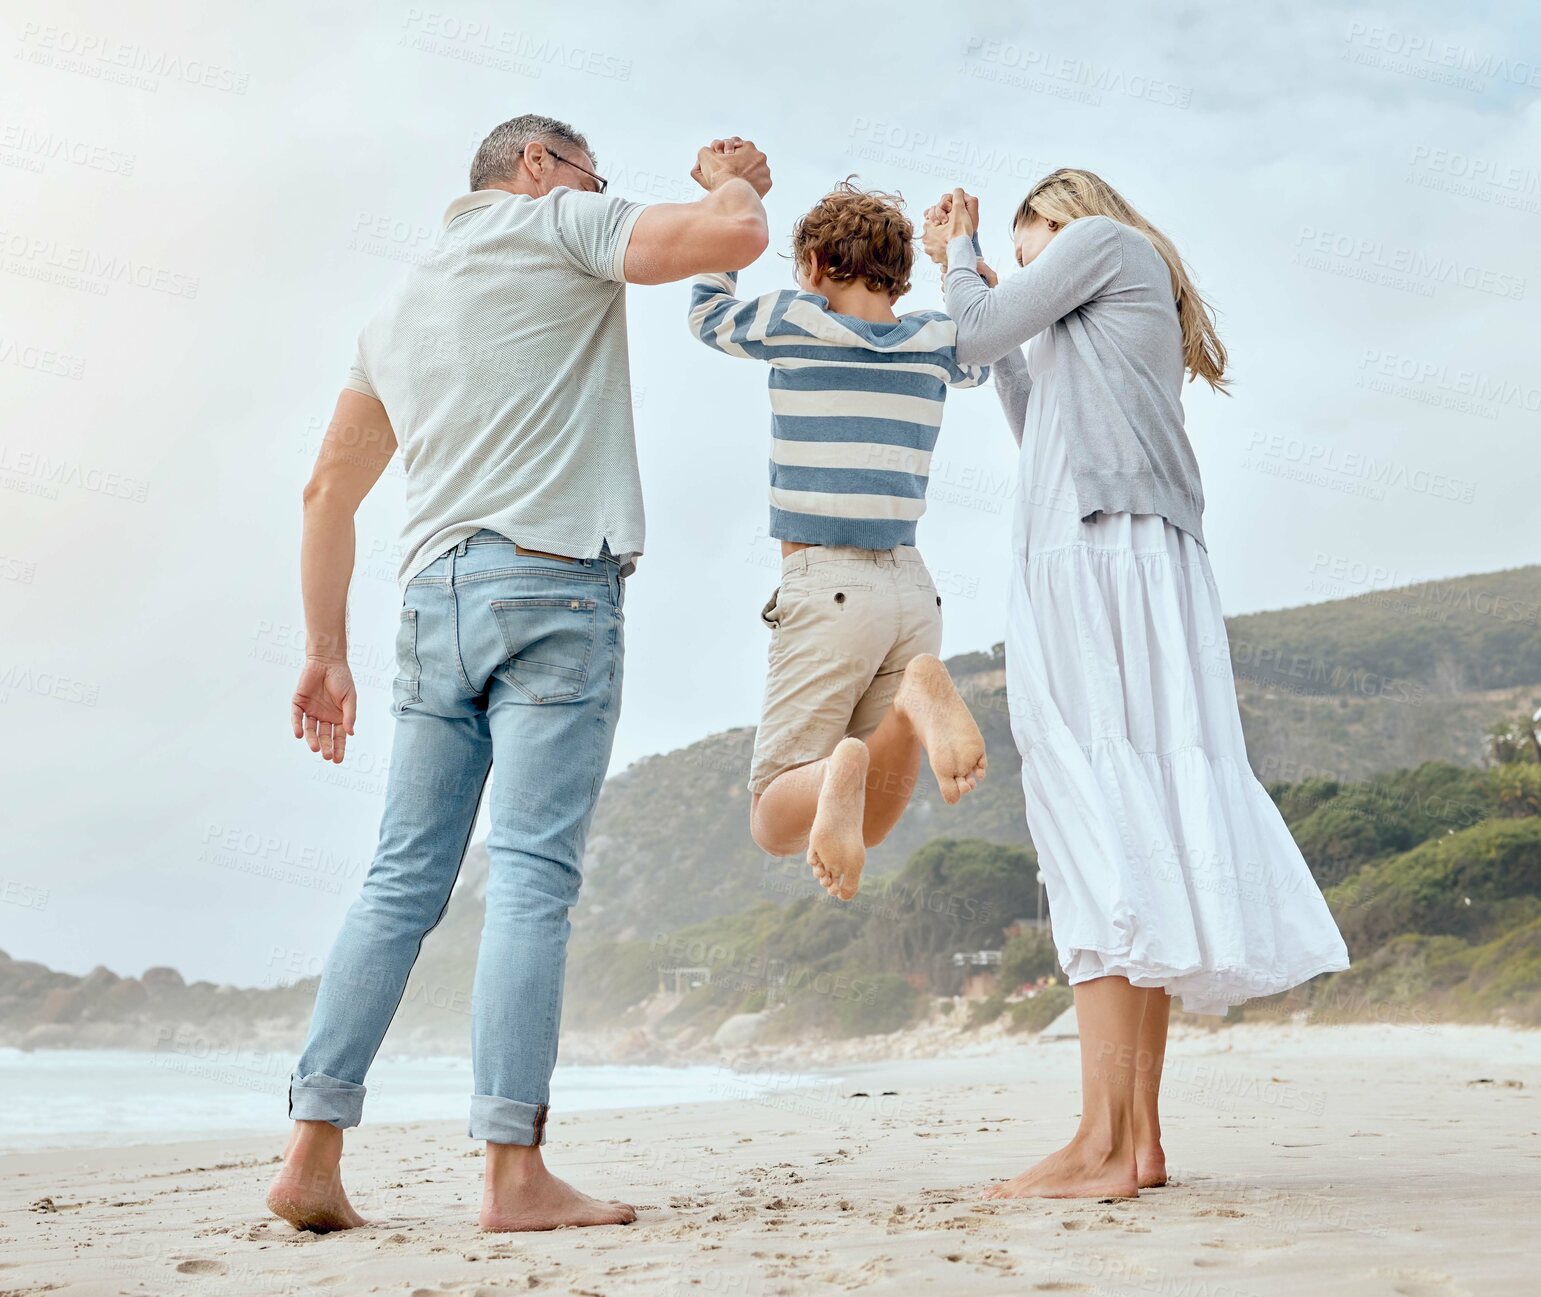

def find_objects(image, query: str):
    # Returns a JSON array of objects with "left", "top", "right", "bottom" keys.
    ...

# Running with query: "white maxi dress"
[{"left": 1008, "top": 328, "right": 1349, "bottom": 1014}]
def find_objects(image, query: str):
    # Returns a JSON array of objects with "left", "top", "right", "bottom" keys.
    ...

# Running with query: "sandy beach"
[{"left": 3, "top": 1023, "right": 1536, "bottom": 1297}]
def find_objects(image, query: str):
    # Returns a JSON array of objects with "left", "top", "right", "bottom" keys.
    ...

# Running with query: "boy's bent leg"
[
  {"left": 851, "top": 703, "right": 924, "bottom": 848},
  {"left": 753, "top": 739, "right": 871, "bottom": 900}
]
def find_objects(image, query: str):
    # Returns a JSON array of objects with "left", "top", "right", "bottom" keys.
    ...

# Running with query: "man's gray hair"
[{"left": 469, "top": 114, "right": 592, "bottom": 191}]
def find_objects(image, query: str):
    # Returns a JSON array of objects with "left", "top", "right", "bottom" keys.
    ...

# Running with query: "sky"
[{"left": 2, "top": 0, "right": 1539, "bottom": 985}]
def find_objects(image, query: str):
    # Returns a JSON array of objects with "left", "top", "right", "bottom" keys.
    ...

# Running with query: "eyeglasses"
[{"left": 544, "top": 146, "right": 608, "bottom": 194}]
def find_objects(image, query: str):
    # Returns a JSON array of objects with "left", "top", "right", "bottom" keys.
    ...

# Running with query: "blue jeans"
[{"left": 288, "top": 531, "right": 624, "bottom": 1145}]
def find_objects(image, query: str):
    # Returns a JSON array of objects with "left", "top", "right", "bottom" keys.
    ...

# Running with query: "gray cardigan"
[{"left": 945, "top": 216, "right": 1206, "bottom": 547}]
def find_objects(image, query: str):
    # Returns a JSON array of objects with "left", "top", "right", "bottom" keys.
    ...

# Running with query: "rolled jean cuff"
[
  {"left": 288, "top": 1072, "right": 366, "bottom": 1128},
  {"left": 469, "top": 1095, "right": 550, "bottom": 1146}
]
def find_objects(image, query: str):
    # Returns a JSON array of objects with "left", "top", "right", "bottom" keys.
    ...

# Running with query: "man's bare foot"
[
  {"left": 982, "top": 1134, "right": 1139, "bottom": 1200},
  {"left": 807, "top": 737, "right": 869, "bottom": 900},
  {"left": 481, "top": 1144, "right": 636, "bottom": 1232},
  {"left": 1137, "top": 1142, "right": 1168, "bottom": 1188},
  {"left": 895, "top": 654, "right": 986, "bottom": 805},
  {"left": 265, "top": 1121, "right": 366, "bottom": 1232}
]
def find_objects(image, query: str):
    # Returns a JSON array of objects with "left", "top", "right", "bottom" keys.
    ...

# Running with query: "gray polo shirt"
[{"left": 344, "top": 187, "right": 646, "bottom": 587}]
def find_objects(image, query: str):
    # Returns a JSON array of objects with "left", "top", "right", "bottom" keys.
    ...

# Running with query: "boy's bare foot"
[
  {"left": 981, "top": 1134, "right": 1139, "bottom": 1200},
  {"left": 895, "top": 654, "right": 986, "bottom": 805},
  {"left": 266, "top": 1121, "right": 366, "bottom": 1232},
  {"left": 808, "top": 737, "right": 869, "bottom": 900},
  {"left": 481, "top": 1145, "right": 636, "bottom": 1232},
  {"left": 1137, "top": 1141, "right": 1168, "bottom": 1188}
]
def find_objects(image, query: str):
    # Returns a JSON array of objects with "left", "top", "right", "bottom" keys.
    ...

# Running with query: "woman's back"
[{"left": 943, "top": 215, "right": 1205, "bottom": 545}]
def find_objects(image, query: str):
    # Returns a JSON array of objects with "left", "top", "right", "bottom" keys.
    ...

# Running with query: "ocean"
[{"left": 0, "top": 1048, "right": 816, "bottom": 1153}]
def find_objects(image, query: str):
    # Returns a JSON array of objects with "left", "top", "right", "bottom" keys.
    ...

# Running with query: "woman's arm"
[
  {"left": 943, "top": 216, "right": 1124, "bottom": 367},
  {"left": 991, "top": 346, "right": 1031, "bottom": 447}
]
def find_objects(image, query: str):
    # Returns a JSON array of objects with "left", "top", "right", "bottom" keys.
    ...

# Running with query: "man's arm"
[
  {"left": 292, "top": 387, "right": 398, "bottom": 763},
  {"left": 622, "top": 138, "right": 771, "bottom": 285}
]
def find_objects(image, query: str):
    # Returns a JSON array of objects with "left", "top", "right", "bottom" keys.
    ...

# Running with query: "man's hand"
[
  {"left": 292, "top": 656, "right": 357, "bottom": 764},
  {"left": 691, "top": 137, "right": 771, "bottom": 197}
]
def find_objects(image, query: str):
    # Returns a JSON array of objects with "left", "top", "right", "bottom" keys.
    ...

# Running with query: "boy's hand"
[
  {"left": 691, "top": 137, "right": 772, "bottom": 197},
  {"left": 922, "top": 190, "right": 983, "bottom": 268},
  {"left": 977, "top": 259, "right": 999, "bottom": 288}
]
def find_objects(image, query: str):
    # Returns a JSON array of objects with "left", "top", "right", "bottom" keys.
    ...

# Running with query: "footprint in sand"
[
  {"left": 1376, "top": 1269, "right": 1468, "bottom": 1297},
  {"left": 175, "top": 1259, "right": 227, "bottom": 1275}
]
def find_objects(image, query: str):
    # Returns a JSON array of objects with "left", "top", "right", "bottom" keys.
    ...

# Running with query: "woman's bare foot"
[
  {"left": 982, "top": 1134, "right": 1139, "bottom": 1200},
  {"left": 894, "top": 655, "right": 986, "bottom": 805},
  {"left": 265, "top": 1121, "right": 366, "bottom": 1232},
  {"left": 1137, "top": 1141, "right": 1168, "bottom": 1188},
  {"left": 807, "top": 737, "right": 869, "bottom": 900},
  {"left": 481, "top": 1144, "right": 636, "bottom": 1232}
]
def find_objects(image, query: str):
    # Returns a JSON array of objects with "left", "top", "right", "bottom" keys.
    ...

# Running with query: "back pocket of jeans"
[
  {"left": 392, "top": 607, "right": 422, "bottom": 715},
  {"left": 490, "top": 597, "right": 598, "bottom": 704}
]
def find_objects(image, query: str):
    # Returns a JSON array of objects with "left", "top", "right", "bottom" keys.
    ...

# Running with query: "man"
[{"left": 267, "top": 115, "right": 771, "bottom": 1233}]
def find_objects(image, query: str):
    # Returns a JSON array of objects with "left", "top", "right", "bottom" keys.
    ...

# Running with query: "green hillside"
[
  {"left": 577, "top": 565, "right": 1541, "bottom": 945},
  {"left": 5, "top": 565, "right": 1540, "bottom": 1050}
]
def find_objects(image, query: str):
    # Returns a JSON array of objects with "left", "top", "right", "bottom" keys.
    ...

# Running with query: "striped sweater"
[{"left": 688, "top": 272, "right": 989, "bottom": 549}]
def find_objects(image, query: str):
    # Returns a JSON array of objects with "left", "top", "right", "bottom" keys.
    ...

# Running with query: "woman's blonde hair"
[{"left": 1014, "top": 169, "right": 1228, "bottom": 392}]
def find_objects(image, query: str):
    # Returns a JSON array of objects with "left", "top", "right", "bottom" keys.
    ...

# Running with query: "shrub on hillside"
[
  {"left": 1328, "top": 818, "right": 1541, "bottom": 952},
  {"left": 1007, "top": 984, "right": 1073, "bottom": 1033},
  {"left": 999, "top": 928, "right": 1060, "bottom": 988}
]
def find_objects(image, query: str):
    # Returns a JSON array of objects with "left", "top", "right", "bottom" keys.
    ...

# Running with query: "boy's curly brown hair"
[{"left": 791, "top": 178, "right": 913, "bottom": 299}]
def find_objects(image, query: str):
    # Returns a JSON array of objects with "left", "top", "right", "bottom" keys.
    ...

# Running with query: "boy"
[{"left": 688, "top": 178, "right": 989, "bottom": 902}]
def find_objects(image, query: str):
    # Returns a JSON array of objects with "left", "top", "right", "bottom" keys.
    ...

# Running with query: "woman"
[{"left": 921, "top": 171, "right": 1348, "bottom": 1199}]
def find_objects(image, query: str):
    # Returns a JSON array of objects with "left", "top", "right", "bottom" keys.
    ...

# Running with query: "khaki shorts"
[{"left": 749, "top": 545, "right": 944, "bottom": 795}]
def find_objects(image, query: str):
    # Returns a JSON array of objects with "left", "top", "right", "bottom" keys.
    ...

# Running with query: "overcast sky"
[{"left": 3, "top": 0, "right": 1538, "bottom": 985}]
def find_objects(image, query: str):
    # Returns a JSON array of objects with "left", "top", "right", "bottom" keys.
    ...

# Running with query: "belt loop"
[{"left": 456, "top": 537, "right": 470, "bottom": 557}]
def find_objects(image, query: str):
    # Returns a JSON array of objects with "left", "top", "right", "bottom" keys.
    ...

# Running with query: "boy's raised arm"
[{"left": 688, "top": 275, "right": 799, "bottom": 360}]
